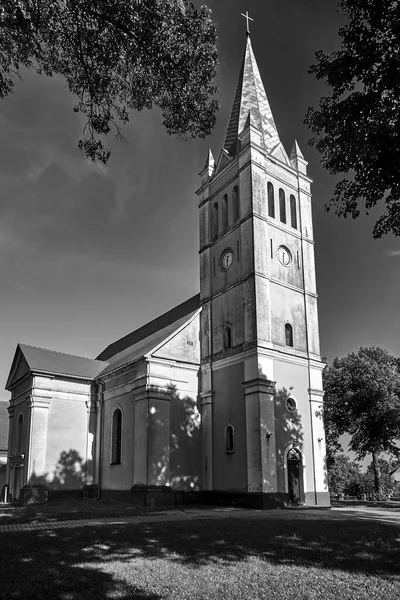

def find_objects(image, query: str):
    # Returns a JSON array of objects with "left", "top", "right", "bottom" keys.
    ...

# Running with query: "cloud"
[{"left": 387, "top": 250, "right": 400, "bottom": 257}]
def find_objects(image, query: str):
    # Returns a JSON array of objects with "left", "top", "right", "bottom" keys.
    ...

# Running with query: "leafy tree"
[
  {"left": 305, "top": 0, "right": 400, "bottom": 237},
  {"left": 359, "top": 458, "right": 398, "bottom": 497},
  {"left": 323, "top": 347, "right": 400, "bottom": 495},
  {"left": 0, "top": 0, "right": 218, "bottom": 162},
  {"left": 328, "top": 454, "right": 362, "bottom": 496}
]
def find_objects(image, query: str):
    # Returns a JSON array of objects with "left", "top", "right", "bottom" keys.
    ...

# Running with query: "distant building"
[
  {"left": 4, "top": 34, "right": 329, "bottom": 508},
  {"left": 390, "top": 466, "right": 400, "bottom": 493}
]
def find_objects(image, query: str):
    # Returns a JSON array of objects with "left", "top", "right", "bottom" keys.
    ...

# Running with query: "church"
[{"left": 4, "top": 33, "right": 329, "bottom": 508}]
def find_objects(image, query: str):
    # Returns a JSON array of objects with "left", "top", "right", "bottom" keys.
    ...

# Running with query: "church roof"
[
  {"left": 98, "top": 306, "right": 200, "bottom": 377},
  {"left": 16, "top": 344, "right": 108, "bottom": 382},
  {"left": 97, "top": 294, "right": 200, "bottom": 362},
  {"left": 224, "top": 36, "right": 284, "bottom": 160}
]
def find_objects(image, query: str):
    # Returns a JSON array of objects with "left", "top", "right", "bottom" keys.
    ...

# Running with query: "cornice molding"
[
  {"left": 243, "top": 377, "right": 276, "bottom": 396},
  {"left": 28, "top": 396, "right": 51, "bottom": 409}
]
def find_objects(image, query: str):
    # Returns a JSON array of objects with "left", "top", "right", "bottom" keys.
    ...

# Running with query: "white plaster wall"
[
  {"left": 133, "top": 399, "right": 147, "bottom": 486},
  {"left": 101, "top": 392, "right": 135, "bottom": 490},
  {"left": 311, "top": 398, "right": 328, "bottom": 492}
]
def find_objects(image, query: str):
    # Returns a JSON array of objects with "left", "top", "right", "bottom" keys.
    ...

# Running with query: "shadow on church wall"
[
  {"left": 169, "top": 384, "right": 201, "bottom": 491},
  {"left": 274, "top": 386, "right": 304, "bottom": 497},
  {"left": 148, "top": 384, "right": 200, "bottom": 491},
  {"left": 29, "top": 449, "right": 91, "bottom": 491},
  {"left": 313, "top": 403, "right": 330, "bottom": 492},
  {"left": 255, "top": 362, "right": 304, "bottom": 495}
]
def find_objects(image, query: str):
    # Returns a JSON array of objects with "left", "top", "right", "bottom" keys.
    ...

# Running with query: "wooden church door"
[{"left": 287, "top": 448, "right": 302, "bottom": 504}]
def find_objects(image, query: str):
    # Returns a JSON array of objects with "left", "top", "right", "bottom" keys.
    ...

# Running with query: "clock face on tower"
[
  {"left": 277, "top": 245, "right": 292, "bottom": 267},
  {"left": 220, "top": 249, "right": 234, "bottom": 271}
]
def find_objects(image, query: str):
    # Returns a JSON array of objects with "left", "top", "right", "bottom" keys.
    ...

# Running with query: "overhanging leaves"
[
  {"left": 305, "top": 0, "right": 400, "bottom": 237},
  {"left": 0, "top": 0, "right": 219, "bottom": 163}
]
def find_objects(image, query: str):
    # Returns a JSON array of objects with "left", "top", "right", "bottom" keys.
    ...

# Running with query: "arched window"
[
  {"left": 279, "top": 189, "right": 286, "bottom": 223},
  {"left": 285, "top": 323, "right": 293, "bottom": 347},
  {"left": 211, "top": 202, "right": 219, "bottom": 240},
  {"left": 111, "top": 409, "right": 122, "bottom": 464},
  {"left": 268, "top": 182, "right": 275, "bottom": 218},
  {"left": 16, "top": 414, "right": 23, "bottom": 454},
  {"left": 287, "top": 447, "right": 301, "bottom": 461},
  {"left": 290, "top": 195, "right": 297, "bottom": 229},
  {"left": 225, "top": 424, "right": 235, "bottom": 453},
  {"left": 232, "top": 186, "right": 239, "bottom": 223},
  {"left": 223, "top": 324, "right": 232, "bottom": 349},
  {"left": 222, "top": 194, "right": 228, "bottom": 231}
]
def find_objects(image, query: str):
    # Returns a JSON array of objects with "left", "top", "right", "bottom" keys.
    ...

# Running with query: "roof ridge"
[
  {"left": 19, "top": 343, "right": 107, "bottom": 363},
  {"left": 97, "top": 293, "right": 200, "bottom": 362}
]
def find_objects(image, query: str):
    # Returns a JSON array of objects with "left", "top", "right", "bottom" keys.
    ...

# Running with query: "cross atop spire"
[{"left": 241, "top": 10, "right": 254, "bottom": 35}]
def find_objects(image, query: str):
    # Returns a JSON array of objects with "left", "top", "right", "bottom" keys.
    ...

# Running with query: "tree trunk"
[{"left": 372, "top": 451, "right": 381, "bottom": 495}]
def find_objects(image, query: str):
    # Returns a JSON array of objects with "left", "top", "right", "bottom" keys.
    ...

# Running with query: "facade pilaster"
[
  {"left": 85, "top": 399, "right": 99, "bottom": 485},
  {"left": 5, "top": 404, "right": 14, "bottom": 494},
  {"left": 27, "top": 396, "right": 51, "bottom": 482},
  {"left": 199, "top": 389, "right": 214, "bottom": 491},
  {"left": 309, "top": 388, "right": 329, "bottom": 502},
  {"left": 132, "top": 388, "right": 171, "bottom": 488},
  {"left": 243, "top": 378, "right": 276, "bottom": 493}
]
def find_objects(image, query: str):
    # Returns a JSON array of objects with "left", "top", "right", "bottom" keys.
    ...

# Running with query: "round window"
[{"left": 285, "top": 397, "right": 297, "bottom": 413}]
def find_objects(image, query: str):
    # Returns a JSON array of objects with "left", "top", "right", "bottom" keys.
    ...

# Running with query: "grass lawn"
[{"left": 1, "top": 514, "right": 400, "bottom": 600}]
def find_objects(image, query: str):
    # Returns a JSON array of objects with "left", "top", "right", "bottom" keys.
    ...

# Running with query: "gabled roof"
[
  {"left": 224, "top": 36, "right": 288, "bottom": 163},
  {"left": 97, "top": 294, "right": 200, "bottom": 362},
  {"left": 98, "top": 306, "right": 200, "bottom": 377},
  {"left": 6, "top": 345, "right": 108, "bottom": 389},
  {"left": 5, "top": 295, "right": 201, "bottom": 389}
]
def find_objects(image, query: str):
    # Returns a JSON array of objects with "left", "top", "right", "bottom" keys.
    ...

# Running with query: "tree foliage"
[
  {"left": 328, "top": 454, "right": 362, "bottom": 496},
  {"left": 323, "top": 346, "right": 400, "bottom": 493},
  {"left": 328, "top": 454, "right": 398, "bottom": 497},
  {"left": 0, "top": 0, "right": 218, "bottom": 162},
  {"left": 305, "top": 0, "right": 400, "bottom": 237}
]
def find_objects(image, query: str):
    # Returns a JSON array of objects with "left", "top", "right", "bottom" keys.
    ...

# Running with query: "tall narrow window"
[
  {"left": 223, "top": 324, "right": 232, "bottom": 349},
  {"left": 111, "top": 409, "right": 122, "bottom": 464},
  {"left": 285, "top": 323, "right": 293, "bottom": 347},
  {"left": 279, "top": 189, "right": 286, "bottom": 223},
  {"left": 211, "top": 202, "right": 219, "bottom": 240},
  {"left": 290, "top": 195, "right": 297, "bottom": 229},
  {"left": 16, "top": 414, "right": 23, "bottom": 454},
  {"left": 232, "top": 185, "right": 239, "bottom": 222},
  {"left": 225, "top": 424, "right": 235, "bottom": 453},
  {"left": 222, "top": 194, "right": 228, "bottom": 231},
  {"left": 268, "top": 182, "right": 275, "bottom": 218}
]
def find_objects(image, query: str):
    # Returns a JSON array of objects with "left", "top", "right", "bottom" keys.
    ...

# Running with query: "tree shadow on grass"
[{"left": 1, "top": 514, "right": 400, "bottom": 599}]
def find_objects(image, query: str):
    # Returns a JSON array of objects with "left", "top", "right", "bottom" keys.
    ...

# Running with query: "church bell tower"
[{"left": 196, "top": 30, "right": 329, "bottom": 507}]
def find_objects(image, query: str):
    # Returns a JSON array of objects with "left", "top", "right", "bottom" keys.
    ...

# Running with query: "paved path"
[{"left": 1, "top": 505, "right": 400, "bottom": 533}]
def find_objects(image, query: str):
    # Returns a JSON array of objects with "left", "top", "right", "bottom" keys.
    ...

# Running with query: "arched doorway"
[{"left": 287, "top": 447, "right": 303, "bottom": 504}]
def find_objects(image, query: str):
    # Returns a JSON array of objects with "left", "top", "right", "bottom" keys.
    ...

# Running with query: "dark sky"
[{"left": 1, "top": 0, "right": 399, "bottom": 408}]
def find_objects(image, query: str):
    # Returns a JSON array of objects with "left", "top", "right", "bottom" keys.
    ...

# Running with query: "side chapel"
[{"left": 4, "top": 33, "right": 329, "bottom": 508}]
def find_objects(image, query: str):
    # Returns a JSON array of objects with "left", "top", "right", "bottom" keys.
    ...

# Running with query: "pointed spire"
[
  {"left": 224, "top": 36, "right": 282, "bottom": 159},
  {"left": 290, "top": 140, "right": 308, "bottom": 174}
]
